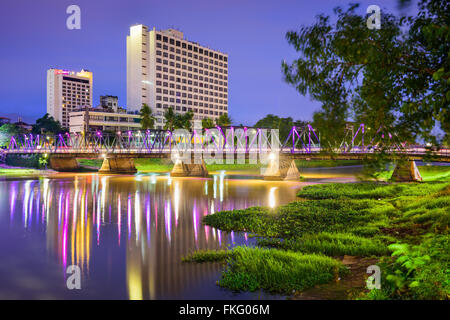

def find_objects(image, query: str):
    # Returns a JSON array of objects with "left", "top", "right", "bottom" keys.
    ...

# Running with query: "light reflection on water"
[{"left": 0, "top": 173, "right": 301, "bottom": 299}]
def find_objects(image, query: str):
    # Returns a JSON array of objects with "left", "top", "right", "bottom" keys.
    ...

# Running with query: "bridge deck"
[{"left": 3, "top": 148, "right": 450, "bottom": 162}]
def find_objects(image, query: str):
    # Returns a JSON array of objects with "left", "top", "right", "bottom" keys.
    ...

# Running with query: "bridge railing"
[{"left": 5, "top": 127, "right": 450, "bottom": 159}]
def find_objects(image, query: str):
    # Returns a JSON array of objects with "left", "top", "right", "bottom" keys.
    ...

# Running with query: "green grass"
[
  {"left": 207, "top": 163, "right": 262, "bottom": 172},
  {"left": 185, "top": 246, "right": 348, "bottom": 294},
  {"left": 197, "top": 180, "right": 449, "bottom": 298},
  {"left": 135, "top": 159, "right": 359, "bottom": 172},
  {"left": 374, "top": 164, "right": 450, "bottom": 182},
  {"left": 134, "top": 158, "right": 173, "bottom": 172},
  {"left": 78, "top": 158, "right": 174, "bottom": 172},
  {"left": 77, "top": 159, "right": 103, "bottom": 167},
  {"left": 208, "top": 159, "right": 362, "bottom": 171},
  {"left": 182, "top": 249, "right": 230, "bottom": 263},
  {"left": 295, "top": 159, "right": 363, "bottom": 168},
  {"left": 78, "top": 157, "right": 266, "bottom": 172},
  {"left": 138, "top": 161, "right": 266, "bottom": 173},
  {"left": 394, "top": 187, "right": 450, "bottom": 233},
  {"left": 297, "top": 182, "right": 448, "bottom": 200},
  {"left": 258, "top": 232, "right": 390, "bottom": 256},
  {"left": 77, "top": 158, "right": 368, "bottom": 173},
  {"left": 0, "top": 168, "right": 43, "bottom": 175},
  {"left": 419, "top": 165, "right": 450, "bottom": 181},
  {"left": 204, "top": 199, "right": 395, "bottom": 238}
]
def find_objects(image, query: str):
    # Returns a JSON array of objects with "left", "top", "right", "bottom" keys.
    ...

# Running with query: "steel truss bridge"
[{"left": 3, "top": 124, "right": 450, "bottom": 161}]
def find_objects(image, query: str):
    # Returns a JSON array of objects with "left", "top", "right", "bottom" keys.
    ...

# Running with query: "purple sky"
[{"left": 0, "top": 0, "right": 413, "bottom": 125}]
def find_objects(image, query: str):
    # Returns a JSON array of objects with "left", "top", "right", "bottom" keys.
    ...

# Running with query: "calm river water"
[{"left": 0, "top": 168, "right": 358, "bottom": 299}]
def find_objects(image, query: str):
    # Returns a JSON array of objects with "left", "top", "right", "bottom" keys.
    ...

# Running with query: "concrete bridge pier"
[
  {"left": 391, "top": 160, "right": 422, "bottom": 182},
  {"left": 99, "top": 157, "right": 137, "bottom": 174},
  {"left": 170, "top": 159, "right": 208, "bottom": 177},
  {"left": 49, "top": 156, "right": 80, "bottom": 171},
  {"left": 263, "top": 156, "right": 301, "bottom": 181}
]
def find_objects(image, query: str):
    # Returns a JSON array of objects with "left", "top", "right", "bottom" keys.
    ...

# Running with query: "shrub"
[
  {"left": 5, "top": 154, "right": 40, "bottom": 168},
  {"left": 378, "top": 236, "right": 449, "bottom": 300}
]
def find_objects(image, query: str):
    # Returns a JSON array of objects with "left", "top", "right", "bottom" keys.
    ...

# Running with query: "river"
[{"left": 0, "top": 167, "right": 360, "bottom": 299}]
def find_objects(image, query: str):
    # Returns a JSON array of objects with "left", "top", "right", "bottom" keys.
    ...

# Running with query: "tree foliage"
[
  {"left": 31, "top": 113, "right": 64, "bottom": 135},
  {"left": 254, "top": 114, "right": 307, "bottom": 142},
  {"left": 202, "top": 117, "right": 215, "bottom": 129},
  {"left": 283, "top": 0, "right": 449, "bottom": 147},
  {"left": 0, "top": 123, "right": 27, "bottom": 147},
  {"left": 163, "top": 107, "right": 177, "bottom": 131},
  {"left": 175, "top": 110, "right": 194, "bottom": 130},
  {"left": 140, "top": 103, "right": 156, "bottom": 130},
  {"left": 216, "top": 113, "right": 232, "bottom": 127},
  {"left": 163, "top": 107, "right": 194, "bottom": 130}
]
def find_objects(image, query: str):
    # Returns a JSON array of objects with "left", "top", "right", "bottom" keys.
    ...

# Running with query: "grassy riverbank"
[
  {"left": 375, "top": 165, "right": 450, "bottom": 182},
  {"left": 0, "top": 167, "right": 44, "bottom": 175},
  {"left": 77, "top": 158, "right": 363, "bottom": 173},
  {"left": 295, "top": 159, "right": 362, "bottom": 168},
  {"left": 77, "top": 158, "right": 446, "bottom": 178},
  {"left": 184, "top": 176, "right": 449, "bottom": 299},
  {"left": 77, "top": 158, "right": 175, "bottom": 172},
  {"left": 183, "top": 247, "right": 347, "bottom": 293}
]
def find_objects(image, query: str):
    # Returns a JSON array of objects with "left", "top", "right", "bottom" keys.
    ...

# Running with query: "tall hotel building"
[
  {"left": 127, "top": 25, "right": 229, "bottom": 129},
  {"left": 47, "top": 68, "right": 93, "bottom": 128}
]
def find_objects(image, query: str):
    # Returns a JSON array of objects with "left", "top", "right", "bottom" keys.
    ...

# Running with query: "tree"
[
  {"left": 282, "top": 0, "right": 449, "bottom": 147},
  {"left": 0, "top": 123, "right": 26, "bottom": 147},
  {"left": 32, "top": 113, "right": 64, "bottom": 135},
  {"left": 174, "top": 110, "right": 194, "bottom": 130},
  {"left": 164, "top": 107, "right": 194, "bottom": 130},
  {"left": 202, "top": 117, "right": 215, "bottom": 129},
  {"left": 254, "top": 114, "right": 307, "bottom": 142},
  {"left": 140, "top": 103, "right": 156, "bottom": 129},
  {"left": 163, "top": 107, "right": 177, "bottom": 131},
  {"left": 216, "top": 113, "right": 232, "bottom": 127}
]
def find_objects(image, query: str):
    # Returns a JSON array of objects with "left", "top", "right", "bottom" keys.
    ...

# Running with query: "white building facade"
[
  {"left": 100, "top": 95, "right": 119, "bottom": 111},
  {"left": 69, "top": 107, "right": 141, "bottom": 134},
  {"left": 127, "top": 25, "right": 229, "bottom": 129},
  {"left": 47, "top": 68, "right": 93, "bottom": 128}
]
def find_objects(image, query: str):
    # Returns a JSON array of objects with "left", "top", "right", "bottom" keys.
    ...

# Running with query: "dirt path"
[{"left": 292, "top": 256, "right": 378, "bottom": 300}]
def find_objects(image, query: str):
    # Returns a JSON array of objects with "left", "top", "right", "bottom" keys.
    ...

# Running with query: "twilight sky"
[{"left": 0, "top": 0, "right": 414, "bottom": 125}]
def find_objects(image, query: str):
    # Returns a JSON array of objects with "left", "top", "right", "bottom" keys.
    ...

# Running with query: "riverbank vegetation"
[
  {"left": 76, "top": 157, "right": 364, "bottom": 173},
  {"left": 374, "top": 165, "right": 450, "bottom": 182},
  {"left": 295, "top": 159, "right": 362, "bottom": 168},
  {"left": 0, "top": 167, "right": 43, "bottom": 175},
  {"left": 185, "top": 180, "right": 449, "bottom": 299},
  {"left": 183, "top": 247, "right": 348, "bottom": 294},
  {"left": 4, "top": 154, "right": 49, "bottom": 169}
]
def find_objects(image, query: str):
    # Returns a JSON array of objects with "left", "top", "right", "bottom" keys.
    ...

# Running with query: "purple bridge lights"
[{"left": 2, "top": 124, "right": 449, "bottom": 180}]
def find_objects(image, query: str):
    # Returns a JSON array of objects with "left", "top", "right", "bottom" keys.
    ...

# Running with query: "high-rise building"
[
  {"left": 127, "top": 25, "right": 229, "bottom": 129},
  {"left": 47, "top": 68, "right": 93, "bottom": 128}
]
